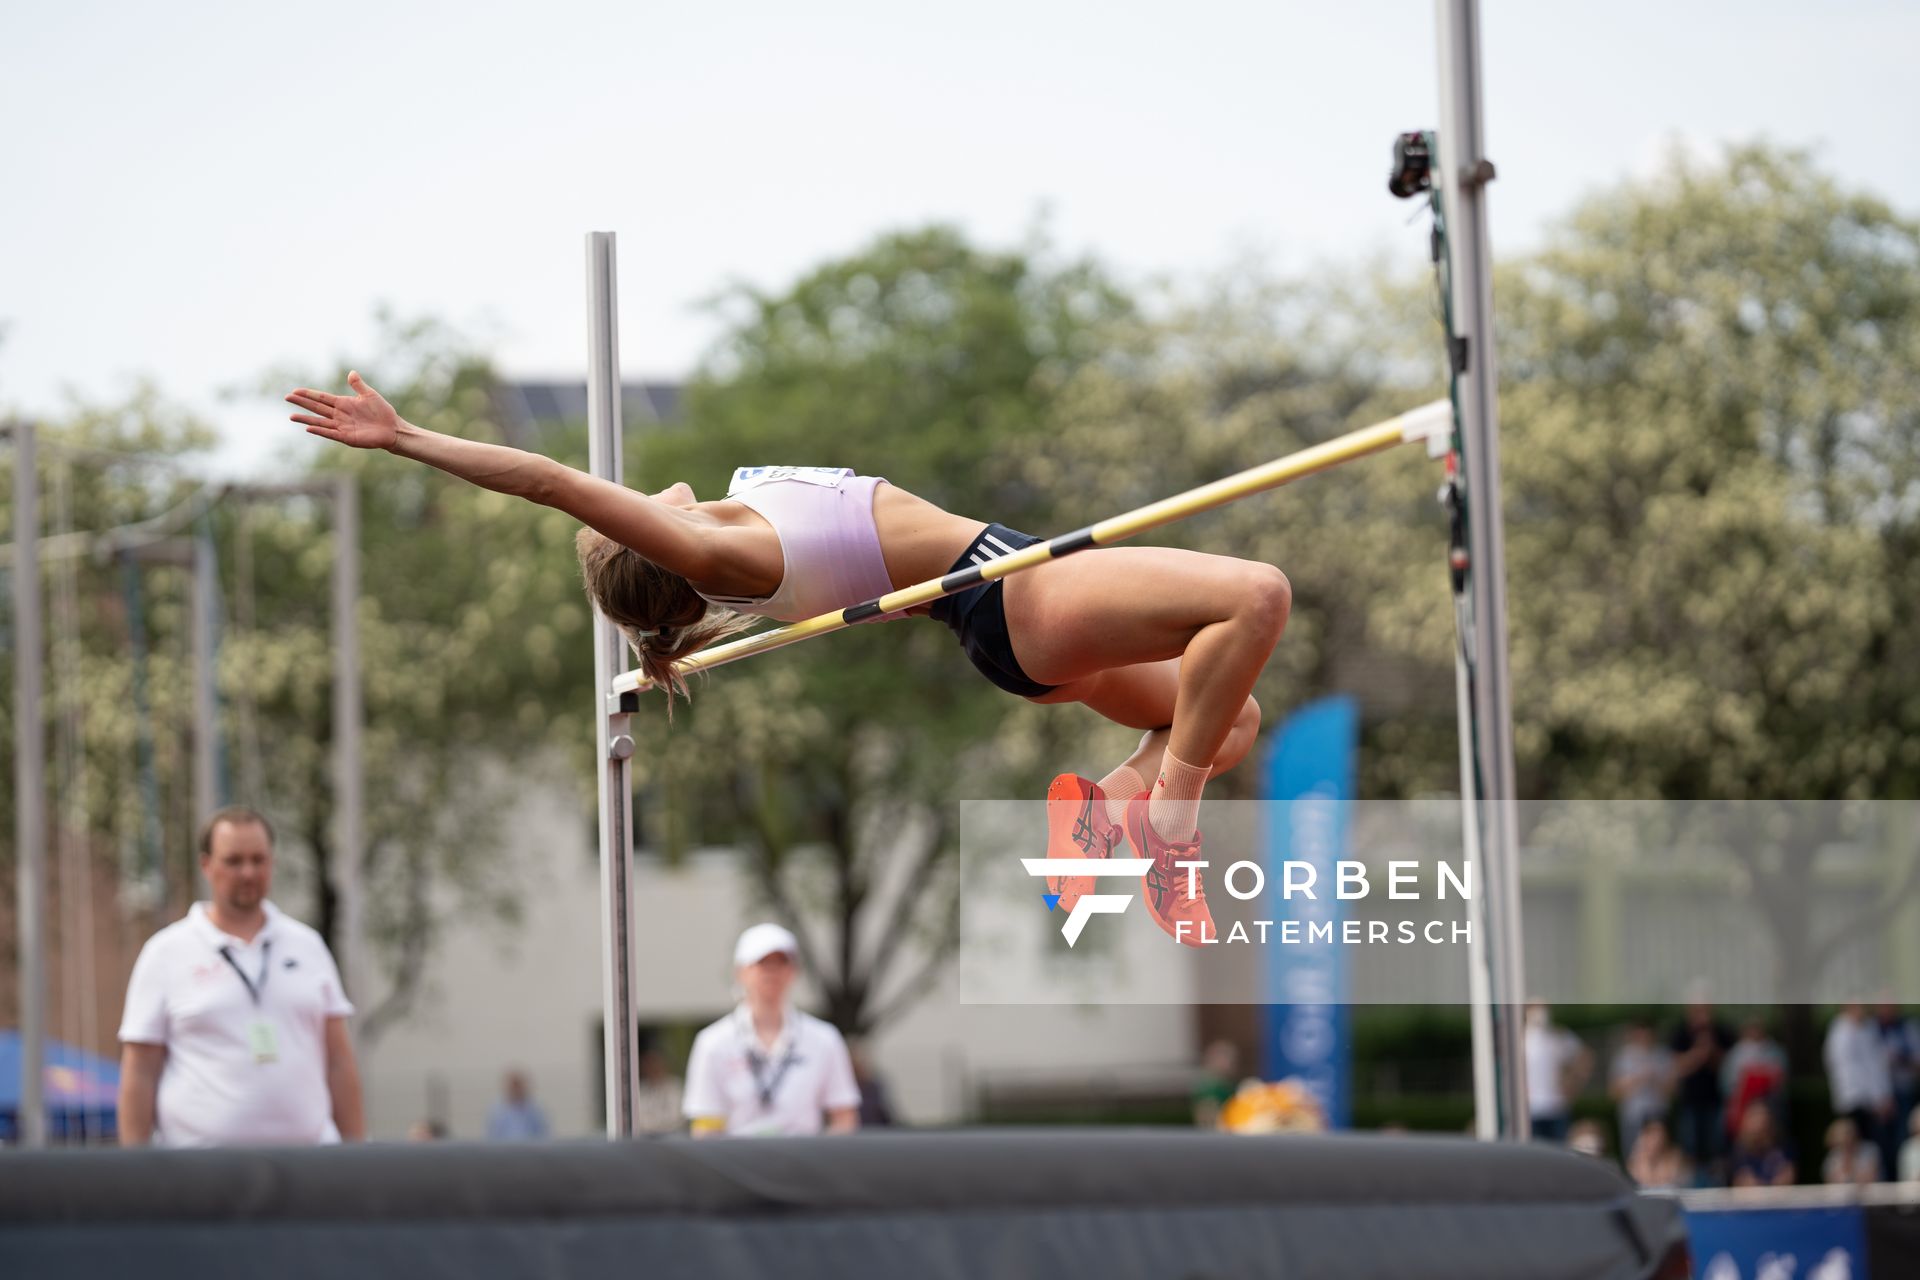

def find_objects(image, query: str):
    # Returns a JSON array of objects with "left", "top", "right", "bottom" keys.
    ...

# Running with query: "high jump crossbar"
[{"left": 608, "top": 401, "right": 1452, "bottom": 698}]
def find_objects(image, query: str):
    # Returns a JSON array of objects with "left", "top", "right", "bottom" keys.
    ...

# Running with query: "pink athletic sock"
[
  {"left": 1147, "top": 750, "right": 1210, "bottom": 844},
  {"left": 1097, "top": 762, "right": 1147, "bottom": 828}
]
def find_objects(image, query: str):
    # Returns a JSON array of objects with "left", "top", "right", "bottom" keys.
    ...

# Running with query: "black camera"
[{"left": 1388, "top": 131, "right": 1433, "bottom": 199}]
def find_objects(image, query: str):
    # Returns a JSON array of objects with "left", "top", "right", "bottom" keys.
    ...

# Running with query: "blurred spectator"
[
  {"left": 1824, "top": 1001, "right": 1895, "bottom": 1176},
  {"left": 1627, "top": 1117, "right": 1691, "bottom": 1190},
  {"left": 1567, "top": 1119, "right": 1608, "bottom": 1159},
  {"left": 1899, "top": 1108, "right": 1920, "bottom": 1183},
  {"left": 850, "top": 1041, "right": 897, "bottom": 1128},
  {"left": 406, "top": 1118, "right": 449, "bottom": 1141},
  {"left": 1524, "top": 1002, "right": 1592, "bottom": 1143},
  {"left": 1822, "top": 1117, "right": 1882, "bottom": 1187},
  {"left": 486, "top": 1070, "right": 549, "bottom": 1141},
  {"left": 1728, "top": 1105, "right": 1795, "bottom": 1189},
  {"left": 634, "top": 1046, "right": 684, "bottom": 1136},
  {"left": 1192, "top": 1040, "right": 1239, "bottom": 1130},
  {"left": 1668, "top": 987, "right": 1735, "bottom": 1176},
  {"left": 1876, "top": 999, "right": 1920, "bottom": 1130},
  {"left": 683, "top": 923, "right": 860, "bottom": 1137},
  {"left": 1721, "top": 1016, "right": 1788, "bottom": 1144},
  {"left": 1609, "top": 1019, "right": 1673, "bottom": 1158},
  {"left": 117, "top": 807, "right": 363, "bottom": 1147}
]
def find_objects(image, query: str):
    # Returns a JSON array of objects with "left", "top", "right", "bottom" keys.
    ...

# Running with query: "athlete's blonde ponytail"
[{"left": 574, "top": 528, "right": 755, "bottom": 712}]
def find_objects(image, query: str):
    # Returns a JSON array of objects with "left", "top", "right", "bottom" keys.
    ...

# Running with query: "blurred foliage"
[
  {"left": 1490, "top": 144, "right": 1920, "bottom": 1058},
  {"left": 1496, "top": 143, "right": 1920, "bottom": 800}
]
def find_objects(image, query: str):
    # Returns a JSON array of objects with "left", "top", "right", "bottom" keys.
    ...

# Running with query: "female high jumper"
[{"left": 288, "top": 372, "right": 1294, "bottom": 947}]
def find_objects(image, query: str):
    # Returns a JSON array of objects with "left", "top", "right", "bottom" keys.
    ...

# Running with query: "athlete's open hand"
[{"left": 286, "top": 372, "right": 401, "bottom": 450}]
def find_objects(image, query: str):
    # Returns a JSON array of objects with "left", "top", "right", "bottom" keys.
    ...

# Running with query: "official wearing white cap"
[{"left": 682, "top": 923, "right": 860, "bottom": 1138}]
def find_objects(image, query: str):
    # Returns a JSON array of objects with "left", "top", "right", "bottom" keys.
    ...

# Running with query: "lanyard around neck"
[
  {"left": 745, "top": 1039, "right": 800, "bottom": 1111},
  {"left": 219, "top": 939, "right": 273, "bottom": 1007}
]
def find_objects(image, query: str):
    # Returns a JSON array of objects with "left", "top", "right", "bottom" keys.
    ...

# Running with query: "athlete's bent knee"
[
  {"left": 1238, "top": 695, "right": 1263, "bottom": 738},
  {"left": 1210, "top": 696, "right": 1263, "bottom": 773},
  {"left": 1238, "top": 565, "right": 1292, "bottom": 640}
]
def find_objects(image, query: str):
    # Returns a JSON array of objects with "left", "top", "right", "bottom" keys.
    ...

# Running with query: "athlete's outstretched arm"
[{"left": 287, "top": 372, "right": 714, "bottom": 580}]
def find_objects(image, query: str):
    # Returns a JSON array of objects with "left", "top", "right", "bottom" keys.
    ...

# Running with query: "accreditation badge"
[
  {"left": 739, "top": 1117, "right": 787, "bottom": 1137},
  {"left": 247, "top": 1019, "right": 280, "bottom": 1064}
]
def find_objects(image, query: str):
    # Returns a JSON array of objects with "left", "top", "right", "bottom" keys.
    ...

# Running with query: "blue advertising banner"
[
  {"left": 1684, "top": 1206, "right": 1868, "bottom": 1280},
  {"left": 1259, "top": 695, "right": 1357, "bottom": 1129}
]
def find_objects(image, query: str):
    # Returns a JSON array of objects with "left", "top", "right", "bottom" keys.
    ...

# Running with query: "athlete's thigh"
[
  {"left": 1029, "top": 658, "right": 1182, "bottom": 729},
  {"left": 1002, "top": 545, "right": 1254, "bottom": 686}
]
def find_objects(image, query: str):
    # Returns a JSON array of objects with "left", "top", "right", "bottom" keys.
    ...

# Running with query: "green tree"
[
  {"left": 1497, "top": 142, "right": 1920, "bottom": 803},
  {"left": 1488, "top": 144, "right": 1920, "bottom": 1056}
]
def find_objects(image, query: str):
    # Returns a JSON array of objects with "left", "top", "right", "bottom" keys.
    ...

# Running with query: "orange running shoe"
[
  {"left": 1124, "top": 794, "right": 1216, "bottom": 948},
  {"left": 1044, "top": 774, "right": 1122, "bottom": 915}
]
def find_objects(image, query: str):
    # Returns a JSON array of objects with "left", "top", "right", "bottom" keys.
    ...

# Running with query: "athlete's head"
[{"left": 574, "top": 527, "right": 753, "bottom": 707}]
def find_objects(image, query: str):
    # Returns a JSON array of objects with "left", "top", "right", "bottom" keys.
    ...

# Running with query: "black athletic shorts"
[{"left": 929, "top": 523, "right": 1060, "bottom": 698}]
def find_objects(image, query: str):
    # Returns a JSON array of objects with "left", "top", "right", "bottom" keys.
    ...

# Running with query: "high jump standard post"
[
  {"left": 1436, "top": 0, "right": 1530, "bottom": 1140},
  {"left": 587, "top": 233, "right": 641, "bottom": 1137}
]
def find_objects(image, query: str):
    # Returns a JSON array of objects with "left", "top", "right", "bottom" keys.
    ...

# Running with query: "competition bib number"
[{"left": 726, "top": 466, "right": 851, "bottom": 496}]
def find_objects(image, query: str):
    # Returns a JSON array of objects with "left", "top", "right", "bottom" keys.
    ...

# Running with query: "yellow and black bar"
[{"left": 609, "top": 400, "right": 1452, "bottom": 695}]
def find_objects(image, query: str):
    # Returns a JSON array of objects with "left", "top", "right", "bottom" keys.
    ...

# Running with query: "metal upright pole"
[
  {"left": 1436, "top": 0, "right": 1528, "bottom": 1139},
  {"left": 189, "top": 529, "right": 221, "bottom": 822},
  {"left": 1455, "top": 640, "right": 1499, "bottom": 1139},
  {"left": 10, "top": 422, "right": 48, "bottom": 1147},
  {"left": 586, "top": 232, "right": 639, "bottom": 1137},
  {"left": 331, "top": 476, "right": 365, "bottom": 1019}
]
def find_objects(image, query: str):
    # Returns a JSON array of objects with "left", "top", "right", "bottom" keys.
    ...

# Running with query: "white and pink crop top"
[{"left": 693, "top": 467, "right": 903, "bottom": 622}]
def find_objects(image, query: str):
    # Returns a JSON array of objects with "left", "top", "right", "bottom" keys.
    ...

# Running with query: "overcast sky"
[{"left": 4, "top": 0, "right": 1912, "bottom": 475}]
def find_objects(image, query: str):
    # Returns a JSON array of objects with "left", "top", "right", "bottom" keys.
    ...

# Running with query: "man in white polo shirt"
[
  {"left": 683, "top": 923, "right": 861, "bottom": 1138},
  {"left": 116, "top": 806, "right": 365, "bottom": 1147}
]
